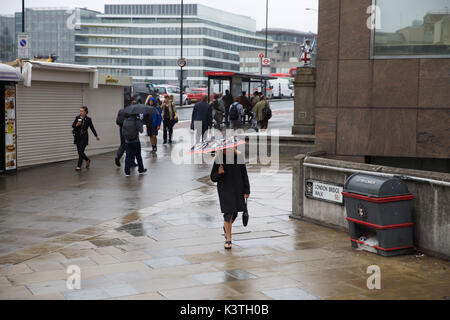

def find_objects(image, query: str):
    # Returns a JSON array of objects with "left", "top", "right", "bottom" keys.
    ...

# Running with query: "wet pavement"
[
  {"left": 0, "top": 100, "right": 294, "bottom": 257},
  {"left": 1, "top": 100, "right": 449, "bottom": 300}
]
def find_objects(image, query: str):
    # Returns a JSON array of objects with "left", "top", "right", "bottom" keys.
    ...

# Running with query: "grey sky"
[{"left": 2, "top": 0, "right": 319, "bottom": 33}]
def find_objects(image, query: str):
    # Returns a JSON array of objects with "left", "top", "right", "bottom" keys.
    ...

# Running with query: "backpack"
[
  {"left": 262, "top": 104, "right": 272, "bottom": 120},
  {"left": 229, "top": 103, "right": 239, "bottom": 121},
  {"left": 122, "top": 117, "right": 139, "bottom": 141}
]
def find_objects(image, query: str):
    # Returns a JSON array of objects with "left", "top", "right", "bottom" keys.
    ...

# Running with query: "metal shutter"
[{"left": 16, "top": 82, "right": 83, "bottom": 167}]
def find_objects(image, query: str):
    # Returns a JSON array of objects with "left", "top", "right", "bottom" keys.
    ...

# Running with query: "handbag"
[{"left": 242, "top": 198, "right": 249, "bottom": 227}]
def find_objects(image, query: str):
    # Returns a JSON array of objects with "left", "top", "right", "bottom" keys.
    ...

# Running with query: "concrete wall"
[
  {"left": 292, "top": 155, "right": 450, "bottom": 260},
  {"left": 315, "top": 0, "right": 450, "bottom": 160}
]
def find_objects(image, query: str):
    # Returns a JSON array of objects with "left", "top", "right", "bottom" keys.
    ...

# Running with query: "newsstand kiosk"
[{"left": 0, "top": 64, "right": 20, "bottom": 173}]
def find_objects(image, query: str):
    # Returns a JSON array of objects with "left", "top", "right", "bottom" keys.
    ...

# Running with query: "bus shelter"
[{"left": 204, "top": 71, "right": 277, "bottom": 102}]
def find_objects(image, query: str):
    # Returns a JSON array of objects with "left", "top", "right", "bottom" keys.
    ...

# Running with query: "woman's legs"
[
  {"left": 76, "top": 142, "right": 88, "bottom": 168},
  {"left": 168, "top": 120, "right": 174, "bottom": 143},
  {"left": 163, "top": 119, "right": 169, "bottom": 143},
  {"left": 224, "top": 212, "right": 238, "bottom": 249}
]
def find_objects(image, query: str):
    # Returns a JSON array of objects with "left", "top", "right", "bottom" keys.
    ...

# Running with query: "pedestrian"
[
  {"left": 191, "top": 95, "right": 212, "bottom": 142},
  {"left": 252, "top": 95, "right": 271, "bottom": 130},
  {"left": 239, "top": 91, "right": 251, "bottom": 124},
  {"left": 72, "top": 106, "right": 100, "bottom": 171},
  {"left": 251, "top": 92, "right": 261, "bottom": 107},
  {"left": 162, "top": 95, "right": 178, "bottom": 144},
  {"left": 228, "top": 97, "right": 245, "bottom": 130},
  {"left": 145, "top": 96, "right": 162, "bottom": 152},
  {"left": 122, "top": 114, "right": 147, "bottom": 177},
  {"left": 210, "top": 148, "right": 250, "bottom": 250},
  {"left": 115, "top": 101, "right": 138, "bottom": 168},
  {"left": 211, "top": 93, "right": 225, "bottom": 130},
  {"left": 222, "top": 89, "right": 233, "bottom": 128}
]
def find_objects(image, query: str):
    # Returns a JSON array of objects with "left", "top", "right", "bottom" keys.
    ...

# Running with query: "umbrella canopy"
[
  {"left": 189, "top": 136, "right": 246, "bottom": 154},
  {"left": 123, "top": 104, "right": 158, "bottom": 116}
]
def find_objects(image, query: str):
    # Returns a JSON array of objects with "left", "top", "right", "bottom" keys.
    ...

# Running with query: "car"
[
  {"left": 124, "top": 83, "right": 160, "bottom": 106},
  {"left": 187, "top": 88, "right": 214, "bottom": 105},
  {"left": 154, "top": 85, "right": 188, "bottom": 105}
]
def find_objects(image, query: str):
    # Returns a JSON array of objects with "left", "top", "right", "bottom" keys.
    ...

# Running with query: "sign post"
[
  {"left": 259, "top": 53, "right": 264, "bottom": 75},
  {"left": 17, "top": 33, "right": 30, "bottom": 60}
]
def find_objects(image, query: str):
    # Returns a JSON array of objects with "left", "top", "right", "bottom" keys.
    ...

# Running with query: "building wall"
[
  {"left": 315, "top": 0, "right": 450, "bottom": 164},
  {"left": 0, "top": 15, "right": 15, "bottom": 62},
  {"left": 14, "top": 8, "right": 98, "bottom": 63},
  {"left": 76, "top": 4, "right": 266, "bottom": 87}
]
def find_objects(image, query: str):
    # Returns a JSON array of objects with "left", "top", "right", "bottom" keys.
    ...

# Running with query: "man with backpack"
[
  {"left": 229, "top": 97, "right": 245, "bottom": 130},
  {"left": 252, "top": 95, "right": 272, "bottom": 130},
  {"left": 122, "top": 114, "right": 147, "bottom": 177},
  {"left": 115, "top": 102, "right": 137, "bottom": 168}
]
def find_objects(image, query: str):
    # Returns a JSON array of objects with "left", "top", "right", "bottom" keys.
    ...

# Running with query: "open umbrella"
[
  {"left": 189, "top": 136, "right": 246, "bottom": 155},
  {"left": 123, "top": 104, "right": 159, "bottom": 116}
]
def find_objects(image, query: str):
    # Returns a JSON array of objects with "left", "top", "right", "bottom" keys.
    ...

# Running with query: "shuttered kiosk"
[
  {"left": 15, "top": 61, "right": 131, "bottom": 169},
  {"left": 342, "top": 173, "right": 415, "bottom": 257}
]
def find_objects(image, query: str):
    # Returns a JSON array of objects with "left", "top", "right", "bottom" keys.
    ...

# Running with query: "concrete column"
[
  {"left": 290, "top": 154, "right": 306, "bottom": 220},
  {"left": 292, "top": 67, "right": 316, "bottom": 135}
]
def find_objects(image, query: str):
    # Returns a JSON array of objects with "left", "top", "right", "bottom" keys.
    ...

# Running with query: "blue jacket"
[
  {"left": 146, "top": 97, "right": 162, "bottom": 128},
  {"left": 152, "top": 106, "right": 162, "bottom": 128}
]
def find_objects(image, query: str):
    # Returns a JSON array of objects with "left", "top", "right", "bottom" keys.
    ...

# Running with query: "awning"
[
  {"left": 0, "top": 64, "right": 20, "bottom": 82},
  {"left": 22, "top": 61, "right": 98, "bottom": 88},
  {"left": 204, "top": 71, "right": 277, "bottom": 82}
]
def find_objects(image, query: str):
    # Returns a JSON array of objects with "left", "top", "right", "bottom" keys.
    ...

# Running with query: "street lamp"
[
  {"left": 22, "top": 0, "right": 25, "bottom": 32},
  {"left": 265, "top": 0, "right": 268, "bottom": 58},
  {"left": 179, "top": 0, "right": 184, "bottom": 107}
]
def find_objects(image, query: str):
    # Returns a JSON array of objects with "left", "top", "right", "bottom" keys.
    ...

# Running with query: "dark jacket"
[
  {"left": 222, "top": 93, "right": 234, "bottom": 109},
  {"left": 191, "top": 101, "right": 212, "bottom": 132},
  {"left": 72, "top": 116, "right": 98, "bottom": 145},
  {"left": 240, "top": 96, "right": 251, "bottom": 110},
  {"left": 116, "top": 109, "right": 127, "bottom": 127},
  {"left": 210, "top": 153, "right": 250, "bottom": 214}
]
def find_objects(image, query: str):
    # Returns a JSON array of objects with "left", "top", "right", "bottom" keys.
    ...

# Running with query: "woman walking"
[
  {"left": 162, "top": 95, "right": 178, "bottom": 144},
  {"left": 72, "top": 106, "right": 100, "bottom": 171},
  {"left": 210, "top": 148, "right": 250, "bottom": 250}
]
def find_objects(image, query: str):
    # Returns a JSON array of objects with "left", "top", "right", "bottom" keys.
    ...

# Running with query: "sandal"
[
  {"left": 75, "top": 167, "right": 81, "bottom": 171},
  {"left": 224, "top": 241, "right": 232, "bottom": 250}
]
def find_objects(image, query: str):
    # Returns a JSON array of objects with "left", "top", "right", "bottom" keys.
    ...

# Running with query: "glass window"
[{"left": 373, "top": 0, "right": 450, "bottom": 57}]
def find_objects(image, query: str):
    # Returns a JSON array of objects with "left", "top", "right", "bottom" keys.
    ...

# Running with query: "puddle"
[{"left": 89, "top": 238, "right": 127, "bottom": 247}]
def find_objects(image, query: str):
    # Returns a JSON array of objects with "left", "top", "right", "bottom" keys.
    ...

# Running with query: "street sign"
[
  {"left": 177, "top": 58, "right": 187, "bottom": 68},
  {"left": 17, "top": 33, "right": 30, "bottom": 59},
  {"left": 259, "top": 53, "right": 265, "bottom": 59},
  {"left": 305, "top": 179, "right": 344, "bottom": 205},
  {"left": 262, "top": 58, "right": 271, "bottom": 66}
]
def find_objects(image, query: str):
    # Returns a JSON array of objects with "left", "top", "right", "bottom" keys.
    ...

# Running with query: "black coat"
[
  {"left": 191, "top": 101, "right": 212, "bottom": 133},
  {"left": 72, "top": 116, "right": 98, "bottom": 145},
  {"left": 210, "top": 154, "right": 250, "bottom": 214}
]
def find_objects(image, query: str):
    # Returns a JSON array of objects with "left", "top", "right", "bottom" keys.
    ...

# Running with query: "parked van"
[
  {"left": 267, "top": 78, "right": 292, "bottom": 99},
  {"left": 155, "top": 85, "right": 188, "bottom": 105}
]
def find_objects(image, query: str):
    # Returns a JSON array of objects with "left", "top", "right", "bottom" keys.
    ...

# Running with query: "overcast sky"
[{"left": 2, "top": 0, "right": 319, "bottom": 33}]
